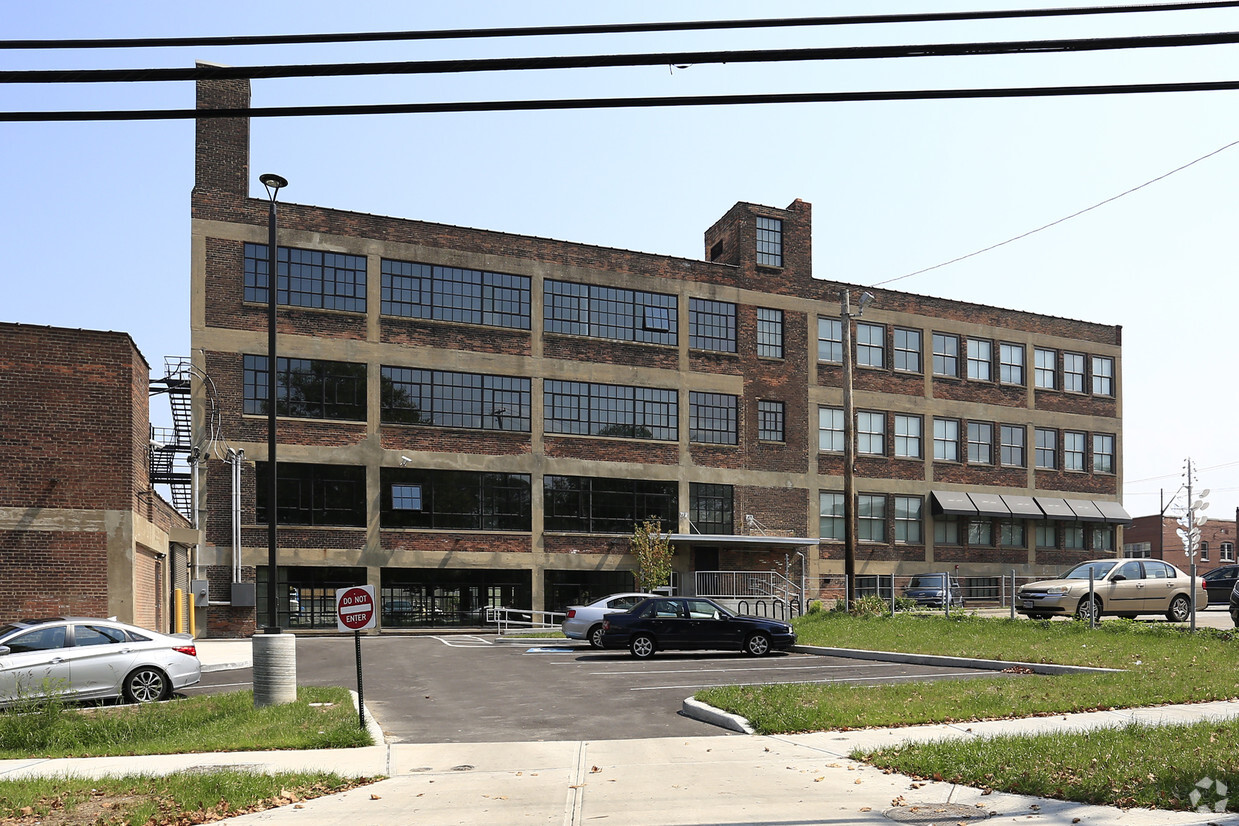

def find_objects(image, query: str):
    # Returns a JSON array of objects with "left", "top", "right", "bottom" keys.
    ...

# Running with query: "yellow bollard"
[{"left": 174, "top": 589, "right": 185, "bottom": 634}]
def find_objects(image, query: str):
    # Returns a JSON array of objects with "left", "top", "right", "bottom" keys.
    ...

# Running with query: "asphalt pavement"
[{"left": 4, "top": 617, "right": 1239, "bottom": 825}]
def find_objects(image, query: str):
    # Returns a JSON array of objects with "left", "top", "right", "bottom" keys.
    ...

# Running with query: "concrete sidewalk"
[{"left": 3, "top": 638, "right": 1235, "bottom": 824}]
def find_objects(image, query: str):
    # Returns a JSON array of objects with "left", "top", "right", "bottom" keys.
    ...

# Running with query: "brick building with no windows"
[
  {"left": 190, "top": 72, "right": 1128, "bottom": 635},
  {"left": 0, "top": 323, "right": 195, "bottom": 631}
]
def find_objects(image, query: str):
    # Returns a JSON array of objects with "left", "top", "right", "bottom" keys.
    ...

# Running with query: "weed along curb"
[{"left": 790, "top": 645, "right": 1125, "bottom": 676}]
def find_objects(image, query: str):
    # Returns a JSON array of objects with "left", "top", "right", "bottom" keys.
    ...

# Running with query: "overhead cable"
[
  {"left": 6, "top": 78, "right": 1239, "bottom": 122},
  {"left": 4, "top": 2, "right": 1239, "bottom": 50},
  {"left": 9, "top": 31, "right": 1239, "bottom": 84}
]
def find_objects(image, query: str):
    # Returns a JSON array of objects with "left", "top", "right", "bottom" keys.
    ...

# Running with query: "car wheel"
[
  {"left": 1167, "top": 594, "right": 1191, "bottom": 623},
  {"left": 629, "top": 634, "right": 656, "bottom": 659},
  {"left": 587, "top": 624, "right": 606, "bottom": 649},
  {"left": 1075, "top": 597, "right": 1101, "bottom": 622},
  {"left": 123, "top": 667, "right": 168, "bottom": 704},
  {"left": 744, "top": 632, "right": 772, "bottom": 657}
]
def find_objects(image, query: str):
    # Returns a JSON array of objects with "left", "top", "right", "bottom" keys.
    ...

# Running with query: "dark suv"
[
  {"left": 1202, "top": 565, "right": 1239, "bottom": 606},
  {"left": 902, "top": 573, "right": 965, "bottom": 608}
]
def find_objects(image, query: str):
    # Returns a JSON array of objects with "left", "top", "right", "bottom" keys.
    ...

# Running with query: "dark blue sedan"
[{"left": 599, "top": 597, "right": 796, "bottom": 658}]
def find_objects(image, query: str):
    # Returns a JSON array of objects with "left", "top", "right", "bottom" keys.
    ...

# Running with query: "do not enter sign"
[{"left": 336, "top": 585, "right": 376, "bottom": 632}]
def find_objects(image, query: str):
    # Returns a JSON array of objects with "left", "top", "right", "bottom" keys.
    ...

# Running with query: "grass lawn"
[
  {"left": 695, "top": 611, "right": 1239, "bottom": 812},
  {"left": 0, "top": 686, "right": 379, "bottom": 824}
]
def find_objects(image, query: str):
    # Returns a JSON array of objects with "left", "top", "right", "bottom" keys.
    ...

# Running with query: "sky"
[{"left": 3, "top": 1, "right": 1238, "bottom": 528}]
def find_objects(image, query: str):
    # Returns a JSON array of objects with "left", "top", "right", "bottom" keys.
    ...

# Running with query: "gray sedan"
[
  {"left": 0, "top": 617, "right": 201, "bottom": 706},
  {"left": 561, "top": 593, "right": 657, "bottom": 648}
]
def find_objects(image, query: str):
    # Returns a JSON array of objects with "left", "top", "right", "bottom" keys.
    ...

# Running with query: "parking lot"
[{"left": 189, "top": 635, "right": 1022, "bottom": 743}]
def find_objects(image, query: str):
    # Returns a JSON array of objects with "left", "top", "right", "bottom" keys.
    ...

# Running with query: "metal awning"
[
  {"left": 931, "top": 490, "right": 978, "bottom": 516},
  {"left": 967, "top": 492, "right": 1010, "bottom": 518},
  {"left": 1065, "top": 499, "right": 1106, "bottom": 522},
  {"left": 667, "top": 534, "right": 819, "bottom": 548},
  {"left": 1001, "top": 495, "right": 1043, "bottom": 519},
  {"left": 1034, "top": 497, "right": 1076, "bottom": 521},
  {"left": 1094, "top": 500, "right": 1133, "bottom": 525}
]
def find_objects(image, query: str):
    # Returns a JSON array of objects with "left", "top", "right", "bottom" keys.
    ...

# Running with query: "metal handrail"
[{"left": 484, "top": 606, "right": 565, "bottom": 635}]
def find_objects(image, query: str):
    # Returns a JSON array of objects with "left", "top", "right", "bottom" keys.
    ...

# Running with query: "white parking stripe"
[
  {"left": 430, "top": 635, "right": 493, "bottom": 647},
  {"left": 592, "top": 662, "right": 905, "bottom": 676},
  {"left": 628, "top": 669, "right": 992, "bottom": 691}
]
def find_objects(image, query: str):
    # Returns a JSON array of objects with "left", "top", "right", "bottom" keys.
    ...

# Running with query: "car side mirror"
[
  {"left": 0, "top": 645, "right": 9, "bottom": 656},
  {"left": 1111, "top": 575, "right": 1125, "bottom": 582}
]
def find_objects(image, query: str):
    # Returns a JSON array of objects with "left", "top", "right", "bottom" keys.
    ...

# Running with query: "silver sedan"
[
  {"left": 562, "top": 593, "right": 658, "bottom": 648},
  {"left": 0, "top": 617, "right": 201, "bottom": 706}
]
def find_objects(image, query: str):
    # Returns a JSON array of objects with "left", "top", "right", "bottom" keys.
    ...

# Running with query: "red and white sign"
[{"left": 336, "top": 585, "right": 376, "bottom": 632}]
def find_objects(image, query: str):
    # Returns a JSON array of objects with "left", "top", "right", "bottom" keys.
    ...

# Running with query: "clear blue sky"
[{"left": 3, "top": 1, "right": 1237, "bottom": 532}]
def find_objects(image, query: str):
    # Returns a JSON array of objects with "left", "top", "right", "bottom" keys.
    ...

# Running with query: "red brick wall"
[{"left": 0, "top": 530, "right": 109, "bottom": 617}]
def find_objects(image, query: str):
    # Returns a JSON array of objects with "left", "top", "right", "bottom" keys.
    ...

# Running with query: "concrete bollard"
[{"left": 252, "top": 632, "right": 297, "bottom": 707}]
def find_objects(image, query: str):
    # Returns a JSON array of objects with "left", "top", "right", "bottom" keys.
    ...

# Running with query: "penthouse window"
[
  {"left": 545, "top": 381, "right": 677, "bottom": 441},
  {"left": 380, "top": 259, "right": 530, "bottom": 330},
  {"left": 756, "top": 308, "right": 784, "bottom": 358},
  {"left": 817, "top": 318, "right": 843, "bottom": 363},
  {"left": 756, "top": 216, "right": 783, "bottom": 267},
  {"left": 381, "top": 367, "right": 531, "bottom": 432},
  {"left": 1034, "top": 348, "right": 1056, "bottom": 389},
  {"left": 381, "top": 468, "right": 531, "bottom": 531},
  {"left": 256, "top": 463, "right": 365, "bottom": 527},
  {"left": 544, "top": 476, "right": 677, "bottom": 533},
  {"left": 1063, "top": 352, "right": 1086, "bottom": 393},
  {"left": 244, "top": 355, "right": 366, "bottom": 421},
  {"left": 245, "top": 243, "right": 366, "bottom": 313},
  {"left": 689, "top": 392, "right": 738, "bottom": 445},
  {"left": 690, "top": 483, "right": 734, "bottom": 535},
  {"left": 966, "top": 339, "right": 992, "bottom": 381},
  {"left": 689, "top": 298, "right": 737, "bottom": 352},
  {"left": 999, "top": 343, "right": 1025, "bottom": 385},
  {"left": 545, "top": 280, "right": 677, "bottom": 345}
]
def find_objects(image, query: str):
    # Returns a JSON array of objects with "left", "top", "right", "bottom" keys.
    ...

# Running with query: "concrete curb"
[
  {"left": 681, "top": 697, "right": 755, "bottom": 734},
  {"left": 791, "top": 644, "right": 1124, "bottom": 675}
]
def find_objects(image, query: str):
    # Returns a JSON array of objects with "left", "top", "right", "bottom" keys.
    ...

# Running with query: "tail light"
[
  {"left": 602, "top": 619, "right": 610, "bottom": 631},
  {"left": 566, "top": 609, "right": 577, "bottom": 619},
  {"left": 173, "top": 645, "right": 197, "bottom": 658}
]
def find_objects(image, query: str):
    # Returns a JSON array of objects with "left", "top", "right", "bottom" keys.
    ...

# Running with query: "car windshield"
[
  {"left": 908, "top": 575, "right": 945, "bottom": 588},
  {"left": 1063, "top": 561, "right": 1117, "bottom": 580}
]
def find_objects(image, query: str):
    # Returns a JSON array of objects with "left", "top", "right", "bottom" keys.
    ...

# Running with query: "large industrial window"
[
  {"left": 756, "top": 308, "right": 784, "bottom": 358},
  {"left": 1092, "top": 356, "right": 1114, "bottom": 396},
  {"left": 543, "top": 476, "right": 677, "bottom": 533},
  {"left": 856, "top": 323, "right": 885, "bottom": 368},
  {"left": 858, "top": 494, "right": 886, "bottom": 542},
  {"left": 894, "top": 496, "right": 922, "bottom": 543},
  {"left": 1035, "top": 428, "right": 1057, "bottom": 469},
  {"left": 932, "top": 333, "right": 959, "bottom": 377},
  {"left": 690, "top": 483, "right": 734, "bottom": 535},
  {"left": 1034, "top": 348, "right": 1056, "bottom": 389},
  {"left": 381, "top": 468, "right": 531, "bottom": 531},
  {"left": 933, "top": 418, "right": 959, "bottom": 461},
  {"left": 819, "top": 492, "right": 844, "bottom": 540},
  {"left": 817, "top": 318, "right": 842, "bottom": 363},
  {"left": 544, "top": 280, "right": 678, "bottom": 345},
  {"left": 894, "top": 414, "right": 922, "bottom": 458},
  {"left": 1064, "top": 431, "right": 1086, "bottom": 471},
  {"left": 999, "top": 521, "right": 1026, "bottom": 547},
  {"left": 1063, "top": 352, "right": 1086, "bottom": 393},
  {"left": 857, "top": 411, "right": 885, "bottom": 455},
  {"left": 894, "top": 328, "right": 921, "bottom": 372},
  {"left": 381, "top": 367, "right": 531, "bottom": 432},
  {"left": 755, "top": 216, "right": 783, "bottom": 267},
  {"left": 819, "top": 407, "right": 844, "bottom": 452},
  {"left": 966, "top": 339, "right": 992, "bottom": 381},
  {"left": 689, "top": 392, "right": 738, "bottom": 445},
  {"left": 1093, "top": 433, "right": 1115, "bottom": 474},
  {"left": 256, "top": 463, "right": 366, "bottom": 527},
  {"left": 967, "top": 421, "right": 993, "bottom": 465},
  {"left": 689, "top": 298, "right": 737, "bottom": 352},
  {"left": 380, "top": 259, "right": 531, "bottom": 330},
  {"left": 999, "top": 343, "right": 1025, "bottom": 385},
  {"left": 545, "top": 381, "right": 677, "bottom": 441},
  {"left": 1000, "top": 424, "right": 1026, "bottom": 467},
  {"left": 244, "top": 243, "right": 366, "bottom": 312},
  {"left": 244, "top": 355, "right": 366, "bottom": 421}
]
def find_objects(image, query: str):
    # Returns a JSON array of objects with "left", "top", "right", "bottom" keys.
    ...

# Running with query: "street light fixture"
[
  {"left": 841, "top": 288, "right": 875, "bottom": 606},
  {"left": 261, "top": 172, "right": 287, "bottom": 635}
]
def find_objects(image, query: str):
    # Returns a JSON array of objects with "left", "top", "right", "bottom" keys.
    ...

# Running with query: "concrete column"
[{"left": 253, "top": 632, "right": 297, "bottom": 707}]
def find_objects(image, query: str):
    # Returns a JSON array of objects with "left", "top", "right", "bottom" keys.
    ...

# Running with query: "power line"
[
  {"left": 873, "top": 136, "right": 1239, "bottom": 286},
  {"left": 6, "top": 78, "right": 1239, "bottom": 123},
  {"left": 9, "top": 31, "right": 1239, "bottom": 85},
  {"left": 5, "top": 2, "right": 1239, "bottom": 50}
]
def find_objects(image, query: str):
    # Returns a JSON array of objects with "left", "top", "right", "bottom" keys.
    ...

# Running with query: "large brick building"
[
  {"left": 1124, "top": 513, "right": 1238, "bottom": 571},
  {"left": 0, "top": 323, "right": 194, "bottom": 630},
  {"left": 191, "top": 73, "right": 1127, "bottom": 635}
]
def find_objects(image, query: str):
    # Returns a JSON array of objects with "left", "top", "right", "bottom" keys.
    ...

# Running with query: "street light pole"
[{"left": 260, "top": 172, "right": 287, "bottom": 634}]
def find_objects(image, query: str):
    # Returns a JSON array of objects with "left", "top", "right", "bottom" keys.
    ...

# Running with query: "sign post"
[{"left": 336, "top": 585, "right": 376, "bottom": 730}]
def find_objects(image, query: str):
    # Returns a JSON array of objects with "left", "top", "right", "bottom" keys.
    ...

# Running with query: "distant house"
[
  {"left": 0, "top": 322, "right": 194, "bottom": 631},
  {"left": 1124, "top": 513, "right": 1237, "bottom": 572}
]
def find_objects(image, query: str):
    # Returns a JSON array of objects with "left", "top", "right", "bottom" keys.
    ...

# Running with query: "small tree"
[{"left": 631, "top": 517, "right": 675, "bottom": 593}]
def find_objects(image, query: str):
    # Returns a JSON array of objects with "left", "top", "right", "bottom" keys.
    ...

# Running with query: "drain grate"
[{"left": 884, "top": 802, "right": 990, "bottom": 823}]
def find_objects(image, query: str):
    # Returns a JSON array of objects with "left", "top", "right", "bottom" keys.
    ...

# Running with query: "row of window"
[
  {"left": 817, "top": 319, "right": 1116, "bottom": 396},
  {"left": 242, "top": 356, "right": 772, "bottom": 444},
  {"left": 243, "top": 243, "right": 787, "bottom": 356},
  {"left": 819, "top": 407, "right": 1116, "bottom": 473},
  {"left": 818, "top": 492, "right": 1115, "bottom": 550}
]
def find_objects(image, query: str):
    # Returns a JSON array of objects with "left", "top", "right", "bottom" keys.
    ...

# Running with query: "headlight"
[{"left": 1045, "top": 585, "right": 1072, "bottom": 595}]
